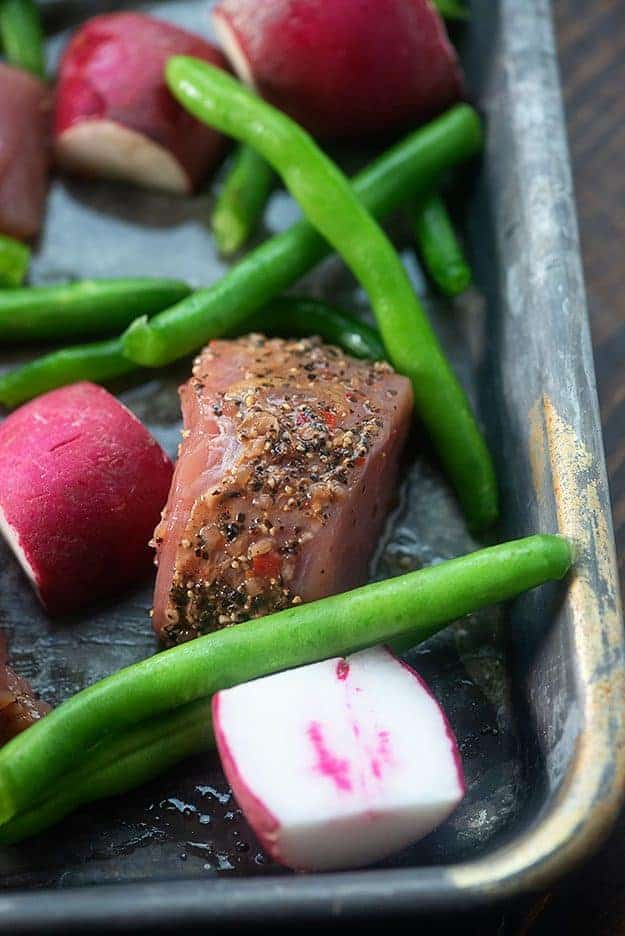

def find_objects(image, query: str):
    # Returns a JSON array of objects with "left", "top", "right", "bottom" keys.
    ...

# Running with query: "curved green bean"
[
  {"left": 0, "top": 0, "right": 45, "bottom": 78},
  {"left": 0, "top": 278, "right": 191, "bottom": 344},
  {"left": 243, "top": 297, "right": 385, "bottom": 361},
  {"left": 0, "top": 234, "right": 30, "bottom": 288},
  {"left": 211, "top": 145, "right": 275, "bottom": 256},
  {"left": 0, "top": 535, "right": 572, "bottom": 828},
  {"left": 121, "top": 104, "right": 483, "bottom": 367},
  {"left": 410, "top": 191, "right": 472, "bottom": 296},
  {"left": 157, "top": 59, "right": 496, "bottom": 530},
  {"left": 1, "top": 106, "right": 482, "bottom": 408},
  {"left": 0, "top": 339, "right": 133, "bottom": 408}
]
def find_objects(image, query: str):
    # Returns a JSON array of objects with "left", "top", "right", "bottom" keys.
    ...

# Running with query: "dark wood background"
[{"left": 492, "top": 2, "right": 625, "bottom": 932}]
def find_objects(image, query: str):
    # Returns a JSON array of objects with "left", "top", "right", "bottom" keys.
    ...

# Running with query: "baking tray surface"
[{"left": 0, "top": 0, "right": 623, "bottom": 928}]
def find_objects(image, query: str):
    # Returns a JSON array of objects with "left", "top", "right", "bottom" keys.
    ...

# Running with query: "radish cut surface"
[
  {"left": 0, "top": 382, "right": 173, "bottom": 614},
  {"left": 56, "top": 121, "right": 190, "bottom": 195},
  {"left": 213, "top": 646, "right": 465, "bottom": 871}
]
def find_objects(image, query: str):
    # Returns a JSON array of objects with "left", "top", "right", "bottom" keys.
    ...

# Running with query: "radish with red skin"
[
  {"left": 213, "top": 646, "right": 464, "bottom": 871},
  {"left": 213, "top": 0, "right": 464, "bottom": 139},
  {"left": 0, "top": 63, "right": 50, "bottom": 240},
  {"left": 0, "top": 382, "right": 173, "bottom": 615},
  {"left": 54, "top": 13, "right": 228, "bottom": 194}
]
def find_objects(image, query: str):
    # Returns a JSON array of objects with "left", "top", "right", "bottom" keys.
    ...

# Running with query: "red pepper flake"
[
  {"left": 252, "top": 551, "right": 282, "bottom": 578},
  {"left": 322, "top": 410, "right": 337, "bottom": 431}
]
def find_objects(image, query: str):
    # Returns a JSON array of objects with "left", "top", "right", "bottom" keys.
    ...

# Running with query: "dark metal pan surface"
[{"left": 0, "top": 0, "right": 623, "bottom": 929}]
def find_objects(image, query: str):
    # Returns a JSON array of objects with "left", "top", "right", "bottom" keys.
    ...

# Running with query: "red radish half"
[
  {"left": 213, "top": 646, "right": 465, "bottom": 871},
  {"left": 0, "top": 383, "right": 173, "bottom": 615},
  {"left": 54, "top": 13, "right": 228, "bottom": 194},
  {"left": 0, "top": 63, "right": 51, "bottom": 240},
  {"left": 213, "top": 0, "right": 464, "bottom": 139}
]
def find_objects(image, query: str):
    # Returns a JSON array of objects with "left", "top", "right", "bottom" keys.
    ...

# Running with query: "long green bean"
[
  {"left": 0, "top": 234, "right": 30, "bottom": 288},
  {"left": 243, "top": 297, "right": 385, "bottom": 361},
  {"left": 0, "top": 339, "right": 133, "bottom": 408},
  {"left": 156, "top": 59, "right": 496, "bottom": 530},
  {"left": 0, "top": 699, "right": 213, "bottom": 844},
  {"left": 410, "top": 191, "right": 472, "bottom": 296},
  {"left": 0, "top": 277, "right": 191, "bottom": 343},
  {"left": 0, "top": 535, "right": 571, "bottom": 828},
  {"left": 211, "top": 145, "right": 275, "bottom": 256},
  {"left": 0, "top": 0, "right": 45, "bottom": 78}
]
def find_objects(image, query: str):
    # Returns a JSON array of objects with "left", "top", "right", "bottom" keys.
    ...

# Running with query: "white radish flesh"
[
  {"left": 56, "top": 121, "right": 190, "bottom": 196},
  {"left": 213, "top": 646, "right": 464, "bottom": 871}
]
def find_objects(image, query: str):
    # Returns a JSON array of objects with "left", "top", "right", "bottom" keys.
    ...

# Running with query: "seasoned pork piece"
[
  {"left": 153, "top": 335, "right": 413, "bottom": 645},
  {"left": 0, "top": 637, "right": 50, "bottom": 745},
  {"left": 0, "top": 63, "right": 51, "bottom": 240}
]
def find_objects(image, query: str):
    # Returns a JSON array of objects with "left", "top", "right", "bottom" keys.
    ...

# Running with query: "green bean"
[
  {"left": 1, "top": 106, "right": 482, "bottom": 408},
  {"left": 0, "top": 0, "right": 45, "bottom": 78},
  {"left": 211, "top": 145, "right": 275, "bottom": 256},
  {"left": 158, "top": 59, "right": 496, "bottom": 530},
  {"left": 0, "top": 234, "right": 30, "bottom": 288},
  {"left": 0, "top": 699, "right": 213, "bottom": 844},
  {"left": 121, "top": 103, "right": 483, "bottom": 368},
  {"left": 0, "top": 297, "right": 382, "bottom": 409},
  {"left": 243, "top": 297, "right": 385, "bottom": 361},
  {"left": 433, "top": 0, "right": 470, "bottom": 21},
  {"left": 0, "top": 338, "right": 134, "bottom": 408},
  {"left": 410, "top": 191, "right": 472, "bottom": 296},
  {"left": 0, "top": 534, "right": 572, "bottom": 828},
  {"left": 0, "top": 277, "right": 191, "bottom": 344}
]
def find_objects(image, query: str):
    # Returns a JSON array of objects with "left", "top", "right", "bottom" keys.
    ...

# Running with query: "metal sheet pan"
[{"left": 0, "top": 0, "right": 623, "bottom": 928}]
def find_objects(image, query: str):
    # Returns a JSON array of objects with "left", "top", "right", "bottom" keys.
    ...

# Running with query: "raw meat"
[
  {"left": 0, "top": 63, "right": 51, "bottom": 240},
  {"left": 153, "top": 335, "right": 412, "bottom": 644}
]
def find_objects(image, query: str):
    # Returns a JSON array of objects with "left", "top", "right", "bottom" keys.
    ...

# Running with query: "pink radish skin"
[
  {"left": 213, "top": 646, "right": 465, "bottom": 871},
  {"left": 0, "top": 63, "right": 51, "bottom": 240},
  {"left": 55, "top": 13, "right": 229, "bottom": 193},
  {"left": 213, "top": 0, "right": 464, "bottom": 139},
  {"left": 0, "top": 383, "right": 173, "bottom": 615}
]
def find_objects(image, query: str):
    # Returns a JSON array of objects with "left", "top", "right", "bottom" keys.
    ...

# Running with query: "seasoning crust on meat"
[{"left": 153, "top": 334, "right": 413, "bottom": 645}]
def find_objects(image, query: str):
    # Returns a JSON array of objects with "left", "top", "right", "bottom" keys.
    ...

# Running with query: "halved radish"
[
  {"left": 213, "top": 646, "right": 464, "bottom": 871},
  {"left": 54, "top": 13, "right": 228, "bottom": 194},
  {"left": 213, "top": 0, "right": 464, "bottom": 139},
  {"left": 0, "top": 382, "right": 173, "bottom": 615},
  {"left": 0, "top": 63, "right": 51, "bottom": 240}
]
